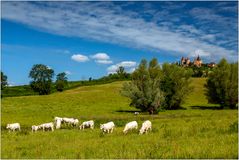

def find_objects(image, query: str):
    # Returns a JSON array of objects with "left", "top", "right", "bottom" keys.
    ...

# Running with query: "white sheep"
[
  {"left": 139, "top": 120, "right": 152, "bottom": 135},
  {"left": 100, "top": 121, "right": 115, "bottom": 134},
  {"left": 79, "top": 120, "right": 94, "bottom": 130},
  {"left": 39, "top": 122, "right": 54, "bottom": 131},
  {"left": 6, "top": 123, "right": 21, "bottom": 132},
  {"left": 31, "top": 125, "right": 41, "bottom": 132},
  {"left": 123, "top": 121, "right": 138, "bottom": 134},
  {"left": 54, "top": 117, "right": 63, "bottom": 129},
  {"left": 62, "top": 117, "right": 79, "bottom": 126}
]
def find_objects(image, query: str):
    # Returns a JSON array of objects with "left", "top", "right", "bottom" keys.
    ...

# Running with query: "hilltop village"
[{"left": 177, "top": 55, "right": 216, "bottom": 68}]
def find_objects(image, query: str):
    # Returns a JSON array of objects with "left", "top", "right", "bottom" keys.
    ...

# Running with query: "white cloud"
[
  {"left": 71, "top": 54, "right": 89, "bottom": 62},
  {"left": 91, "top": 53, "right": 110, "bottom": 60},
  {"left": 107, "top": 61, "right": 137, "bottom": 74},
  {"left": 91, "top": 53, "right": 113, "bottom": 64},
  {"left": 1, "top": 2, "right": 237, "bottom": 62}
]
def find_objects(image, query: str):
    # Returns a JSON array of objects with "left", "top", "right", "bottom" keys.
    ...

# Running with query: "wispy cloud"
[
  {"left": 2, "top": 1, "right": 237, "bottom": 62},
  {"left": 71, "top": 54, "right": 89, "bottom": 62}
]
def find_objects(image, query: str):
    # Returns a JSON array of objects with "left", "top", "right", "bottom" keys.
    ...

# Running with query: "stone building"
[
  {"left": 193, "top": 55, "right": 202, "bottom": 67},
  {"left": 181, "top": 57, "right": 190, "bottom": 67}
]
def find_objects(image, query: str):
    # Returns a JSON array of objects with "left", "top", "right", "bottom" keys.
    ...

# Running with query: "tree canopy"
[
  {"left": 121, "top": 58, "right": 193, "bottom": 114},
  {"left": 56, "top": 72, "right": 68, "bottom": 92},
  {"left": 29, "top": 64, "right": 54, "bottom": 95},
  {"left": 121, "top": 58, "right": 164, "bottom": 114},
  {"left": 205, "top": 58, "right": 238, "bottom": 108}
]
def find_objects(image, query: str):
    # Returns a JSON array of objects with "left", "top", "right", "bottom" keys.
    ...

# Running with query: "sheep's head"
[
  {"left": 100, "top": 124, "right": 104, "bottom": 130},
  {"left": 6, "top": 124, "right": 10, "bottom": 129},
  {"left": 139, "top": 128, "right": 144, "bottom": 135},
  {"left": 74, "top": 119, "right": 79, "bottom": 124}
]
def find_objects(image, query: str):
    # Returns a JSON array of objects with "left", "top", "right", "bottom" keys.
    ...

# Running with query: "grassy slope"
[{"left": 1, "top": 78, "right": 238, "bottom": 158}]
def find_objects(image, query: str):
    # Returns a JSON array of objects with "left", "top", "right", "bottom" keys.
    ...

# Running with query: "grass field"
[{"left": 1, "top": 78, "right": 238, "bottom": 158}]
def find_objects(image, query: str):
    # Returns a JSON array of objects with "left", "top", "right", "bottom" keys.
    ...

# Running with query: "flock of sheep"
[{"left": 6, "top": 116, "right": 152, "bottom": 135}]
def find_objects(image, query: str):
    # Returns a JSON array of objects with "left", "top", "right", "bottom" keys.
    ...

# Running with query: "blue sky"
[{"left": 1, "top": 1, "right": 238, "bottom": 86}]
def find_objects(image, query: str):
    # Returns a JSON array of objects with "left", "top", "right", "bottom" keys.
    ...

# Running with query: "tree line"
[
  {"left": 121, "top": 58, "right": 238, "bottom": 114},
  {"left": 1, "top": 64, "right": 130, "bottom": 96}
]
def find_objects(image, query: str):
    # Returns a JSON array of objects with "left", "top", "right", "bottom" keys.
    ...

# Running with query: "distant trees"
[
  {"left": 121, "top": 58, "right": 193, "bottom": 114},
  {"left": 117, "top": 66, "right": 127, "bottom": 79},
  {"left": 56, "top": 72, "right": 68, "bottom": 92},
  {"left": 29, "top": 64, "right": 54, "bottom": 95},
  {"left": 205, "top": 58, "right": 238, "bottom": 109},
  {"left": 1, "top": 71, "right": 8, "bottom": 89}
]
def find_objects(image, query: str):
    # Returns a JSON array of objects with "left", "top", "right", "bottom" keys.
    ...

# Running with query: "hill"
[{"left": 1, "top": 78, "right": 238, "bottom": 158}]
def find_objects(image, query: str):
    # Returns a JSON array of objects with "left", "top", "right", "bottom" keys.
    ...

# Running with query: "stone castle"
[{"left": 180, "top": 55, "right": 215, "bottom": 68}]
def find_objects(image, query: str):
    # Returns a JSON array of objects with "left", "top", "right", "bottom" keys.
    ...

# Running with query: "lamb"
[
  {"left": 79, "top": 120, "right": 94, "bottom": 130},
  {"left": 139, "top": 120, "right": 152, "bottom": 135},
  {"left": 100, "top": 121, "right": 115, "bottom": 134},
  {"left": 6, "top": 123, "right": 21, "bottom": 132},
  {"left": 123, "top": 121, "right": 138, "bottom": 134}
]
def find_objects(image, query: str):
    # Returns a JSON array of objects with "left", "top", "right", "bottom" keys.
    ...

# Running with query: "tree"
[
  {"left": 1, "top": 71, "right": 8, "bottom": 89},
  {"left": 117, "top": 66, "right": 127, "bottom": 79},
  {"left": 121, "top": 58, "right": 164, "bottom": 114},
  {"left": 161, "top": 63, "right": 193, "bottom": 109},
  {"left": 29, "top": 64, "right": 54, "bottom": 95},
  {"left": 56, "top": 72, "right": 68, "bottom": 92},
  {"left": 205, "top": 58, "right": 238, "bottom": 108}
]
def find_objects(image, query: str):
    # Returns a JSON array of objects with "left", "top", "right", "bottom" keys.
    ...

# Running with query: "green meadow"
[{"left": 1, "top": 78, "right": 238, "bottom": 158}]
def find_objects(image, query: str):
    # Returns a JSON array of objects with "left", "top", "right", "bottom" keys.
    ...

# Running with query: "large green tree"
[
  {"left": 121, "top": 58, "right": 164, "bottom": 114},
  {"left": 29, "top": 64, "right": 54, "bottom": 95},
  {"left": 205, "top": 58, "right": 238, "bottom": 108},
  {"left": 1, "top": 71, "right": 8, "bottom": 89},
  {"left": 55, "top": 72, "right": 68, "bottom": 92},
  {"left": 161, "top": 63, "right": 193, "bottom": 109}
]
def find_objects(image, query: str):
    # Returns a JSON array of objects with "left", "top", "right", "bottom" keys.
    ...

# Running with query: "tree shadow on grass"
[
  {"left": 190, "top": 106, "right": 222, "bottom": 110},
  {"left": 115, "top": 110, "right": 140, "bottom": 113}
]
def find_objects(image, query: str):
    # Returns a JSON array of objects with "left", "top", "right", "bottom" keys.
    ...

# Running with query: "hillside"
[{"left": 1, "top": 78, "right": 238, "bottom": 158}]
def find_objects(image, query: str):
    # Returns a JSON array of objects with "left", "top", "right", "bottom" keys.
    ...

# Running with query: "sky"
[{"left": 1, "top": 1, "right": 238, "bottom": 86}]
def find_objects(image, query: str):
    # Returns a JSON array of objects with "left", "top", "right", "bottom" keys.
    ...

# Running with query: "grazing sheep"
[
  {"left": 79, "top": 120, "right": 94, "bottom": 130},
  {"left": 139, "top": 120, "right": 152, "bottom": 135},
  {"left": 32, "top": 125, "right": 41, "bottom": 132},
  {"left": 6, "top": 123, "right": 21, "bottom": 132},
  {"left": 62, "top": 117, "right": 79, "bottom": 126},
  {"left": 123, "top": 121, "right": 138, "bottom": 134},
  {"left": 39, "top": 122, "right": 54, "bottom": 132},
  {"left": 54, "top": 117, "right": 63, "bottom": 129},
  {"left": 100, "top": 121, "right": 115, "bottom": 134}
]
